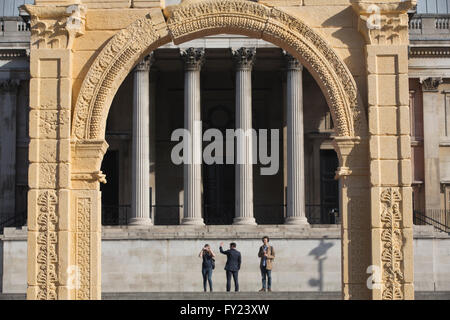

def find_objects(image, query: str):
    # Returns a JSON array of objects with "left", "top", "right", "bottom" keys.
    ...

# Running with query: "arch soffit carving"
[{"left": 72, "top": 0, "right": 366, "bottom": 141}]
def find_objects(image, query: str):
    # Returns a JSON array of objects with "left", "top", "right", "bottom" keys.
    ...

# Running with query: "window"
[{"left": 443, "top": 93, "right": 450, "bottom": 137}]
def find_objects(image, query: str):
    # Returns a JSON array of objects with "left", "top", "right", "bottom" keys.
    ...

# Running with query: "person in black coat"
[{"left": 219, "top": 242, "right": 241, "bottom": 292}]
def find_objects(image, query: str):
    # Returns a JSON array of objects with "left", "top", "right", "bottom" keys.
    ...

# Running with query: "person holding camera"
[{"left": 199, "top": 244, "right": 215, "bottom": 292}]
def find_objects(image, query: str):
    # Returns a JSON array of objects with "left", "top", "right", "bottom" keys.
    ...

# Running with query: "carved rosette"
[
  {"left": 76, "top": 197, "right": 91, "bottom": 300},
  {"left": 232, "top": 47, "right": 256, "bottom": 71},
  {"left": 380, "top": 188, "right": 404, "bottom": 300},
  {"left": 181, "top": 47, "right": 205, "bottom": 71},
  {"left": 36, "top": 191, "right": 58, "bottom": 300}
]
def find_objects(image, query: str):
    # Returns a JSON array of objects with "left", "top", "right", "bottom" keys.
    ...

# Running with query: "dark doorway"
[
  {"left": 320, "top": 149, "right": 339, "bottom": 224},
  {"left": 202, "top": 104, "right": 235, "bottom": 225},
  {"left": 100, "top": 150, "right": 120, "bottom": 225}
]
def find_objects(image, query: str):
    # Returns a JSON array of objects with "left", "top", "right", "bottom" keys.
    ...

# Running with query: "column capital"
[
  {"left": 232, "top": 47, "right": 256, "bottom": 71},
  {"left": 0, "top": 79, "right": 20, "bottom": 93},
  {"left": 134, "top": 53, "right": 153, "bottom": 73},
  {"left": 283, "top": 52, "right": 303, "bottom": 71},
  {"left": 181, "top": 47, "right": 205, "bottom": 71},
  {"left": 420, "top": 77, "right": 443, "bottom": 92}
]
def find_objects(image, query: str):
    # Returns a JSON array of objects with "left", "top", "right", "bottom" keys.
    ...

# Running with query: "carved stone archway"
[
  {"left": 72, "top": 0, "right": 366, "bottom": 141},
  {"left": 25, "top": 0, "right": 414, "bottom": 300}
]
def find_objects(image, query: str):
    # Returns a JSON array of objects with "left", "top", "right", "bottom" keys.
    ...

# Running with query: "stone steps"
[
  {"left": 102, "top": 291, "right": 341, "bottom": 300},
  {"left": 2, "top": 291, "right": 449, "bottom": 300}
]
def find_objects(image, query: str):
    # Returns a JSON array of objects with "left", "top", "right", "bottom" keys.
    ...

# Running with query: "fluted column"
[
  {"left": 233, "top": 47, "right": 256, "bottom": 225},
  {"left": 285, "top": 53, "right": 308, "bottom": 225},
  {"left": 130, "top": 55, "right": 152, "bottom": 226},
  {"left": 181, "top": 48, "right": 205, "bottom": 225}
]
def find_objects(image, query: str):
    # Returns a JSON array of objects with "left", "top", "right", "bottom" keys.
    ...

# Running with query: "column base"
[
  {"left": 284, "top": 216, "right": 309, "bottom": 225},
  {"left": 233, "top": 217, "right": 257, "bottom": 225},
  {"left": 181, "top": 218, "right": 205, "bottom": 225},
  {"left": 128, "top": 217, "right": 153, "bottom": 226}
]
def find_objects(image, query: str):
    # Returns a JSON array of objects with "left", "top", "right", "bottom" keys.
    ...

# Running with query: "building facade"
[
  {"left": 0, "top": 0, "right": 449, "bottom": 300},
  {"left": 409, "top": 1, "right": 450, "bottom": 229}
]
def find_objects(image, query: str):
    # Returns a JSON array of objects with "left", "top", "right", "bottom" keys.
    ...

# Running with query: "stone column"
[
  {"left": 421, "top": 77, "right": 442, "bottom": 212},
  {"left": 284, "top": 54, "right": 308, "bottom": 225},
  {"left": 233, "top": 47, "right": 256, "bottom": 225},
  {"left": 149, "top": 69, "right": 157, "bottom": 221},
  {"left": 0, "top": 80, "right": 19, "bottom": 223},
  {"left": 130, "top": 56, "right": 152, "bottom": 226},
  {"left": 181, "top": 48, "right": 205, "bottom": 225}
]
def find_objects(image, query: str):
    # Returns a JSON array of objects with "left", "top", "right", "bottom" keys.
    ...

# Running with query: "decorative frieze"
[
  {"left": 36, "top": 190, "right": 58, "bottom": 300},
  {"left": 410, "top": 47, "right": 450, "bottom": 58},
  {"left": 380, "top": 187, "right": 404, "bottom": 300},
  {"left": 76, "top": 197, "right": 91, "bottom": 300}
]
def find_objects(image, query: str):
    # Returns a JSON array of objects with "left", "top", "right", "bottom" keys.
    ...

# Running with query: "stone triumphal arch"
[{"left": 25, "top": 0, "right": 415, "bottom": 299}]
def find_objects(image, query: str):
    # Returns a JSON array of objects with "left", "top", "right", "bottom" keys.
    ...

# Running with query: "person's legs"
[
  {"left": 233, "top": 271, "right": 239, "bottom": 292},
  {"left": 260, "top": 266, "right": 267, "bottom": 289},
  {"left": 226, "top": 270, "right": 232, "bottom": 292},
  {"left": 207, "top": 268, "right": 213, "bottom": 292},
  {"left": 267, "top": 269, "right": 272, "bottom": 290},
  {"left": 202, "top": 268, "right": 208, "bottom": 292}
]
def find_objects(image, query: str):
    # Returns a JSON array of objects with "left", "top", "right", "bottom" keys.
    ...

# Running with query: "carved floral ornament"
[
  {"left": 69, "top": 0, "right": 367, "bottom": 141},
  {"left": 380, "top": 188, "right": 404, "bottom": 300}
]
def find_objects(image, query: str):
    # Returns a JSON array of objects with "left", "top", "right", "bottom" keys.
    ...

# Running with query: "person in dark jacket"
[
  {"left": 199, "top": 244, "right": 215, "bottom": 292},
  {"left": 219, "top": 242, "right": 241, "bottom": 292}
]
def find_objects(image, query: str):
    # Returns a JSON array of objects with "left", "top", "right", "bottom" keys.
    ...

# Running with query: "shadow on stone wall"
[{"left": 308, "top": 237, "right": 334, "bottom": 291}]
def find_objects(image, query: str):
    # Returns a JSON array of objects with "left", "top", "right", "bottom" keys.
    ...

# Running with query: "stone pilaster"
[
  {"left": 353, "top": 0, "right": 415, "bottom": 300},
  {"left": 232, "top": 47, "right": 256, "bottom": 225},
  {"left": 181, "top": 48, "right": 205, "bottom": 225},
  {"left": 27, "top": 49, "right": 73, "bottom": 300},
  {"left": 284, "top": 53, "right": 308, "bottom": 225},
  {"left": 130, "top": 55, "right": 153, "bottom": 226},
  {"left": 421, "top": 77, "right": 442, "bottom": 212}
]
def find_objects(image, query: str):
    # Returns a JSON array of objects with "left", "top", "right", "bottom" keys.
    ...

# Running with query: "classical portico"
[
  {"left": 23, "top": 0, "right": 415, "bottom": 300},
  {"left": 122, "top": 45, "right": 312, "bottom": 227}
]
